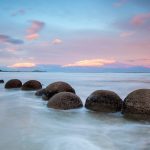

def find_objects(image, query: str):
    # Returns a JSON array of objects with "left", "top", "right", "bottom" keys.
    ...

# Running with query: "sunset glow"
[
  {"left": 0, "top": 0, "right": 150, "bottom": 71},
  {"left": 64, "top": 59, "right": 116, "bottom": 67},
  {"left": 9, "top": 63, "right": 36, "bottom": 68}
]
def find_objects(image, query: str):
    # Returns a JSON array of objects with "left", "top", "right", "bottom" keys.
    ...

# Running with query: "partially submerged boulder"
[
  {"left": 22, "top": 80, "right": 42, "bottom": 91},
  {"left": 122, "top": 89, "right": 150, "bottom": 120},
  {"left": 42, "top": 81, "right": 75, "bottom": 100},
  {"left": 47, "top": 92, "right": 83, "bottom": 110},
  {"left": 5, "top": 79, "right": 22, "bottom": 89},
  {"left": 85, "top": 90, "right": 122, "bottom": 112},
  {"left": 35, "top": 88, "right": 46, "bottom": 96}
]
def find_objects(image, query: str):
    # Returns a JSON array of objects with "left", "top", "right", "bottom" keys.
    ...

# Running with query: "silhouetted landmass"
[{"left": 0, "top": 65, "right": 150, "bottom": 73}]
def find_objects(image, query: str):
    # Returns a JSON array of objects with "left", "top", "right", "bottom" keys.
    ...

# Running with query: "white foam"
[{"left": 43, "top": 136, "right": 100, "bottom": 150}]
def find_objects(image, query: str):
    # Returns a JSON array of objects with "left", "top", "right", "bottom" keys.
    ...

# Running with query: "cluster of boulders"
[
  {"left": 35, "top": 81, "right": 82, "bottom": 110},
  {"left": 3, "top": 79, "right": 150, "bottom": 120}
]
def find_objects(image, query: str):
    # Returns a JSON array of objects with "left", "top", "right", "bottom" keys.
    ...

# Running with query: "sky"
[{"left": 0, "top": 0, "right": 150, "bottom": 69}]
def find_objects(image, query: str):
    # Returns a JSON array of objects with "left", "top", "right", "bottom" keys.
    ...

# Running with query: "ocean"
[{"left": 0, "top": 72, "right": 150, "bottom": 150}]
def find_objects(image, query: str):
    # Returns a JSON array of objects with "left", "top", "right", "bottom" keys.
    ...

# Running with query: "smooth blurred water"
[{"left": 0, "top": 72, "right": 150, "bottom": 150}]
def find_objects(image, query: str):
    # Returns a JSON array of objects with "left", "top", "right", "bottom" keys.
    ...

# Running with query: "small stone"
[
  {"left": 0, "top": 80, "right": 4, "bottom": 84},
  {"left": 35, "top": 88, "right": 46, "bottom": 96}
]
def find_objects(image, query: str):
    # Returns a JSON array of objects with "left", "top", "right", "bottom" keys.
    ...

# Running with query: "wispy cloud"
[
  {"left": 127, "top": 58, "right": 150, "bottom": 67},
  {"left": 26, "top": 20, "right": 45, "bottom": 40},
  {"left": 120, "top": 31, "right": 135, "bottom": 37},
  {"left": 131, "top": 0, "right": 150, "bottom": 9},
  {"left": 131, "top": 13, "right": 150, "bottom": 26},
  {"left": 63, "top": 59, "right": 116, "bottom": 67},
  {"left": 113, "top": 0, "right": 129, "bottom": 7},
  {"left": 0, "top": 34, "right": 24, "bottom": 44},
  {"left": 26, "top": 33, "right": 39, "bottom": 40},
  {"left": 52, "top": 38, "right": 63, "bottom": 45},
  {"left": 115, "top": 12, "right": 150, "bottom": 32},
  {"left": 8, "top": 62, "right": 36, "bottom": 68},
  {"left": 11, "top": 9, "right": 26, "bottom": 16}
]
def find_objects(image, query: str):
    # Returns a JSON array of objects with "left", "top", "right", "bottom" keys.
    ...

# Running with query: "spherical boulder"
[
  {"left": 5, "top": 79, "right": 22, "bottom": 89},
  {"left": 47, "top": 92, "right": 83, "bottom": 110},
  {"left": 122, "top": 89, "right": 150, "bottom": 120},
  {"left": 22, "top": 80, "right": 42, "bottom": 91},
  {"left": 42, "top": 81, "right": 75, "bottom": 100},
  {"left": 35, "top": 88, "right": 46, "bottom": 96},
  {"left": 0, "top": 80, "right": 4, "bottom": 83},
  {"left": 85, "top": 90, "right": 122, "bottom": 112}
]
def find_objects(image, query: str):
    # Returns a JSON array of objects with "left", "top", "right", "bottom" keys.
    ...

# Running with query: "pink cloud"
[
  {"left": 26, "top": 33, "right": 39, "bottom": 40},
  {"left": 27, "top": 21, "right": 45, "bottom": 34},
  {"left": 114, "top": 12, "right": 150, "bottom": 33},
  {"left": 120, "top": 31, "right": 135, "bottom": 38},
  {"left": 26, "top": 20, "right": 45, "bottom": 40},
  {"left": 124, "top": 58, "right": 150, "bottom": 68},
  {"left": 131, "top": 13, "right": 150, "bottom": 26}
]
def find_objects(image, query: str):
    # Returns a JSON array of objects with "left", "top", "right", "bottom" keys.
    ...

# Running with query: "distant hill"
[{"left": 0, "top": 64, "right": 150, "bottom": 73}]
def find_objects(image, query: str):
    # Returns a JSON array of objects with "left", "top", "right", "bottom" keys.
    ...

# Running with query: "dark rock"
[
  {"left": 22, "top": 80, "right": 42, "bottom": 91},
  {"left": 47, "top": 92, "right": 83, "bottom": 110},
  {"left": 122, "top": 89, "right": 150, "bottom": 120},
  {"left": 5, "top": 79, "right": 22, "bottom": 89},
  {"left": 35, "top": 88, "right": 46, "bottom": 96},
  {"left": 85, "top": 90, "right": 122, "bottom": 112},
  {"left": 0, "top": 80, "right": 4, "bottom": 83},
  {"left": 43, "top": 81, "right": 75, "bottom": 100},
  {"left": 42, "top": 94, "right": 49, "bottom": 100}
]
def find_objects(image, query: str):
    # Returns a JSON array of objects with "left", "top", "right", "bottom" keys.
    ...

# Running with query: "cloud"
[
  {"left": 0, "top": 34, "right": 24, "bottom": 44},
  {"left": 120, "top": 31, "right": 135, "bottom": 37},
  {"left": 52, "top": 38, "right": 63, "bottom": 45},
  {"left": 114, "top": 0, "right": 150, "bottom": 8},
  {"left": 11, "top": 9, "right": 26, "bottom": 16},
  {"left": 8, "top": 62, "right": 36, "bottom": 68},
  {"left": 113, "top": 0, "right": 129, "bottom": 7},
  {"left": 26, "top": 33, "right": 39, "bottom": 40},
  {"left": 131, "top": 0, "right": 150, "bottom": 9},
  {"left": 131, "top": 13, "right": 150, "bottom": 26},
  {"left": 26, "top": 20, "right": 45, "bottom": 40},
  {"left": 27, "top": 20, "right": 45, "bottom": 34},
  {"left": 115, "top": 12, "right": 150, "bottom": 32},
  {"left": 126, "top": 58, "right": 150, "bottom": 67},
  {"left": 63, "top": 59, "right": 116, "bottom": 67}
]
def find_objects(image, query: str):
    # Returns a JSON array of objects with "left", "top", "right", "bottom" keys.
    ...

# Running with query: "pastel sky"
[{"left": 0, "top": 0, "right": 150, "bottom": 68}]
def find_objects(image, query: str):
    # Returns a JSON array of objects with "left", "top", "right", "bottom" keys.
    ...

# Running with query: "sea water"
[{"left": 0, "top": 72, "right": 150, "bottom": 150}]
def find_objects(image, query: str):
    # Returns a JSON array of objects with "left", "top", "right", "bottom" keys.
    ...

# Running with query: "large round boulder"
[
  {"left": 42, "top": 81, "right": 75, "bottom": 100},
  {"left": 47, "top": 92, "right": 83, "bottom": 110},
  {"left": 122, "top": 89, "right": 150, "bottom": 120},
  {"left": 5, "top": 79, "right": 22, "bottom": 89},
  {"left": 85, "top": 90, "right": 122, "bottom": 112},
  {"left": 22, "top": 80, "right": 42, "bottom": 91},
  {"left": 35, "top": 88, "right": 46, "bottom": 96}
]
